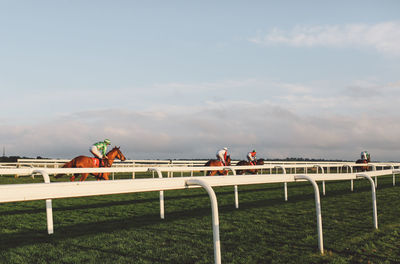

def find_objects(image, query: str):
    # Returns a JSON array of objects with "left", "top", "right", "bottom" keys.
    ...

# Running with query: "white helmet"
[{"left": 223, "top": 147, "right": 228, "bottom": 150}]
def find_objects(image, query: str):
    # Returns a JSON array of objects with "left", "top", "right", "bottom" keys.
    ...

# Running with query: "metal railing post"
[
  {"left": 275, "top": 166, "right": 288, "bottom": 201},
  {"left": 391, "top": 165, "right": 395, "bottom": 186},
  {"left": 226, "top": 167, "right": 239, "bottom": 209},
  {"left": 370, "top": 165, "right": 377, "bottom": 188},
  {"left": 314, "top": 165, "right": 325, "bottom": 196},
  {"left": 32, "top": 169, "right": 54, "bottom": 234},
  {"left": 295, "top": 175, "right": 324, "bottom": 254},
  {"left": 148, "top": 168, "right": 165, "bottom": 219},
  {"left": 132, "top": 161, "right": 135, "bottom": 179},
  {"left": 341, "top": 165, "right": 354, "bottom": 191},
  {"left": 356, "top": 174, "right": 378, "bottom": 229},
  {"left": 186, "top": 179, "right": 221, "bottom": 264}
]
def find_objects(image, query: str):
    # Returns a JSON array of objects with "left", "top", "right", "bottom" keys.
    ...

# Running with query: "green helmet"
[
  {"left": 253, "top": 149, "right": 256, "bottom": 152},
  {"left": 104, "top": 139, "right": 111, "bottom": 145}
]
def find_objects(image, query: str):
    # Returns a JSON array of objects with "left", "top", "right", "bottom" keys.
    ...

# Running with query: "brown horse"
[
  {"left": 236, "top": 159, "right": 265, "bottom": 175},
  {"left": 355, "top": 158, "right": 370, "bottom": 172},
  {"left": 204, "top": 155, "right": 232, "bottom": 176},
  {"left": 58, "top": 146, "right": 126, "bottom": 181}
]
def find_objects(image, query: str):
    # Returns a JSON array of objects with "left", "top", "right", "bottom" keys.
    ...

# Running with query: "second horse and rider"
[
  {"left": 205, "top": 148, "right": 372, "bottom": 176},
  {"left": 205, "top": 147, "right": 264, "bottom": 176}
]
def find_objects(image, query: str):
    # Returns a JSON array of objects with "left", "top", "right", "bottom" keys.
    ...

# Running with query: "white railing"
[
  {"left": 10, "top": 158, "right": 400, "bottom": 170},
  {"left": 3, "top": 161, "right": 399, "bottom": 175},
  {"left": 0, "top": 165, "right": 398, "bottom": 264}
]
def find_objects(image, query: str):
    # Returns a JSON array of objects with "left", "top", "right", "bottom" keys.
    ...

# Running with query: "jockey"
[
  {"left": 361, "top": 151, "right": 370, "bottom": 161},
  {"left": 216, "top": 147, "right": 228, "bottom": 166},
  {"left": 90, "top": 139, "right": 111, "bottom": 161},
  {"left": 247, "top": 150, "right": 257, "bottom": 165}
]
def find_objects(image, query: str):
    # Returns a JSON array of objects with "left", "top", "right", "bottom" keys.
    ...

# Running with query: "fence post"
[
  {"left": 275, "top": 166, "right": 287, "bottom": 201},
  {"left": 370, "top": 165, "right": 377, "bottom": 188},
  {"left": 356, "top": 174, "right": 378, "bottom": 229},
  {"left": 186, "top": 178, "right": 221, "bottom": 264},
  {"left": 341, "top": 165, "right": 354, "bottom": 191},
  {"left": 391, "top": 165, "right": 395, "bottom": 186},
  {"left": 227, "top": 167, "right": 239, "bottom": 209},
  {"left": 314, "top": 165, "right": 325, "bottom": 196},
  {"left": 32, "top": 169, "right": 54, "bottom": 235},
  {"left": 294, "top": 175, "right": 324, "bottom": 255},
  {"left": 132, "top": 161, "right": 135, "bottom": 179},
  {"left": 148, "top": 168, "right": 165, "bottom": 219}
]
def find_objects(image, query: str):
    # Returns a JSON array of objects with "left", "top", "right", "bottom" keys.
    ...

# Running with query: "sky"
[{"left": 1, "top": 0, "right": 400, "bottom": 161}]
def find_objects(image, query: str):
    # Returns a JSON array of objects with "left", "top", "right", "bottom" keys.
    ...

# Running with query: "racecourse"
[{"left": 0, "top": 163, "right": 399, "bottom": 263}]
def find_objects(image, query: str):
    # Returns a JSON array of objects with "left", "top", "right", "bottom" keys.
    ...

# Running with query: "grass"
[{"left": 0, "top": 173, "right": 399, "bottom": 263}]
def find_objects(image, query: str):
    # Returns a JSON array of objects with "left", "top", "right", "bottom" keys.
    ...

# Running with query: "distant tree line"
[
  {"left": 0, "top": 156, "right": 47, "bottom": 162},
  {"left": 271, "top": 157, "right": 350, "bottom": 162}
]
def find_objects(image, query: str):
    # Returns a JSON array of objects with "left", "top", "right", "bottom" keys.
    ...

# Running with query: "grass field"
[{"left": 0, "top": 173, "right": 399, "bottom": 263}]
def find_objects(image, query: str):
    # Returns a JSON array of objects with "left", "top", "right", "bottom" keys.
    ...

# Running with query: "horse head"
[
  {"left": 226, "top": 155, "right": 231, "bottom": 166},
  {"left": 115, "top": 146, "right": 126, "bottom": 161},
  {"left": 108, "top": 146, "right": 126, "bottom": 161}
]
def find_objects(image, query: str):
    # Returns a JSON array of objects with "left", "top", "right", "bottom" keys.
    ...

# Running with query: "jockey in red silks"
[
  {"left": 247, "top": 150, "right": 257, "bottom": 165},
  {"left": 90, "top": 139, "right": 111, "bottom": 165},
  {"left": 216, "top": 147, "right": 228, "bottom": 166}
]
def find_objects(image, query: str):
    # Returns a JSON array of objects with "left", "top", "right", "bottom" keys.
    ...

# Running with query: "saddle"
[{"left": 92, "top": 157, "right": 108, "bottom": 167}]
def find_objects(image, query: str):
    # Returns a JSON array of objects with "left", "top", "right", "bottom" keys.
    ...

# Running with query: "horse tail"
[
  {"left": 62, "top": 159, "right": 75, "bottom": 168},
  {"left": 54, "top": 159, "right": 75, "bottom": 178},
  {"left": 204, "top": 160, "right": 212, "bottom": 176}
]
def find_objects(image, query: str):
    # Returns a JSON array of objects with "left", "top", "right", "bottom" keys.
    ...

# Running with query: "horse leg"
[
  {"left": 102, "top": 173, "right": 109, "bottom": 180},
  {"left": 70, "top": 174, "right": 75, "bottom": 182},
  {"left": 80, "top": 173, "right": 89, "bottom": 181}
]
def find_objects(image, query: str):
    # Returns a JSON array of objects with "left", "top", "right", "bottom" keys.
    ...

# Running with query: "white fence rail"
[
  {"left": 4, "top": 158, "right": 399, "bottom": 170},
  {"left": 0, "top": 165, "right": 399, "bottom": 264}
]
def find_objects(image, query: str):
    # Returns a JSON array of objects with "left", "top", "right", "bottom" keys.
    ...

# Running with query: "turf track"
[{"left": 0, "top": 173, "right": 399, "bottom": 263}]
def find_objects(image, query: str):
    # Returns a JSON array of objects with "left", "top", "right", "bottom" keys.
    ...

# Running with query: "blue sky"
[{"left": 1, "top": 1, "right": 400, "bottom": 161}]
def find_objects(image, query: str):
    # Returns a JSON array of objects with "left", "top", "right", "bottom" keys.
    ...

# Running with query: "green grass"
[{"left": 0, "top": 174, "right": 399, "bottom": 263}]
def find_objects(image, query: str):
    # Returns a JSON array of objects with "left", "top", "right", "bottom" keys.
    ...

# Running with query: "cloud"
[
  {"left": 2, "top": 78, "right": 400, "bottom": 161},
  {"left": 249, "top": 22, "right": 400, "bottom": 56},
  {"left": 2, "top": 97, "right": 400, "bottom": 161}
]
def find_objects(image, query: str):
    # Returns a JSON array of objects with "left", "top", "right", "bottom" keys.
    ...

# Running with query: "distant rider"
[
  {"left": 361, "top": 151, "right": 370, "bottom": 161},
  {"left": 247, "top": 150, "right": 257, "bottom": 165},
  {"left": 216, "top": 147, "right": 228, "bottom": 166},
  {"left": 90, "top": 139, "right": 111, "bottom": 163}
]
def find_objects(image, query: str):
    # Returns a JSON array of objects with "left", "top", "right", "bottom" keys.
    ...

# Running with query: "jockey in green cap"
[
  {"left": 90, "top": 139, "right": 111, "bottom": 160},
  {"left": 361, "top": 151, "right": 370, "bottom": 162}
]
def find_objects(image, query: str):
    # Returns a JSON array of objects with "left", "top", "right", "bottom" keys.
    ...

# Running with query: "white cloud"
[
  {"left": 249, "top": 22, "right": 400, "bottom": 56},
  {"left": 2, "top": 78, "right": 400, "bottom": 161},
  {"left": 2, "top": 97, "right": 400, "bottom": 161}
]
